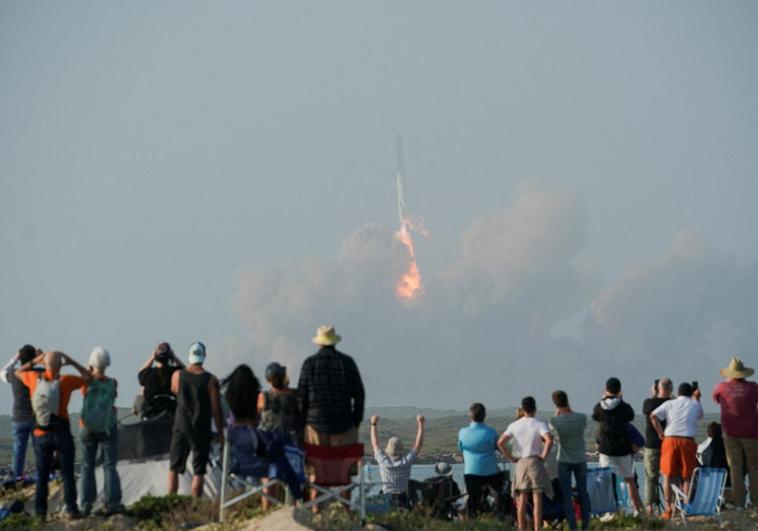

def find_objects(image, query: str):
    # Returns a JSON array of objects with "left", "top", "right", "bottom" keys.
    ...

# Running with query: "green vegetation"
[{"left": 0, "top": 513, "right": 45, "bottom": 530}]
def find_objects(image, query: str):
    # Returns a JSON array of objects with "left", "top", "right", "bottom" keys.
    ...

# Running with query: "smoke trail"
[{"left": 394, "top": 136, "right": 424, "bottom": 299}]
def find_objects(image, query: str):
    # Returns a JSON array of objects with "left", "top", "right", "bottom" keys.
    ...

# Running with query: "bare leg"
[
  {"left": 532, "top": 491, "right": 543, "bottom": 531},
  {"left": 662, "top": 475, "right": 671, "bottom": 514},
  {"left": 168, "top": 470, "right": 179, "bottom": 495},
  {"left": 308, "top": 478, "right": 319, "bottom": 514},
  {"left": 626, "top": 477, "right": 643, "bottom": 512},
  {"left": 517, "top": 492, "right": 528, "bottom": 530},
  {"left": 261, "top": 477, "right": 271, "bottom": 510},
  {"left": 191, "top": 475, "right": 204, "bottom": 498}
]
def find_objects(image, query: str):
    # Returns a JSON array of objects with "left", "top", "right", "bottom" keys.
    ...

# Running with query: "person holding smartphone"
[
  {"left": 650, "top": 382, "right": 703, "bottom": 519},
  {"left": 641, "top": 378, "right": 673, "bottom": 514}
]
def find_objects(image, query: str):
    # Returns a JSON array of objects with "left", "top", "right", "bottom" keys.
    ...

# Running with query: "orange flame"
[{"left": 395, "top": 221, "right": 422, "bottom": 299}]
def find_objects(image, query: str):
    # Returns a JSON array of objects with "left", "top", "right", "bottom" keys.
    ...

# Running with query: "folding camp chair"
[
  {"left": 672, "top": 467, "right": 727, "bottom": 526},
  {"left": 586, "top": 466, "right": 616, "bottom": 515},
  {"left": 302, "top": 443, "right": 367, "bottom": 521},
  {"left": 218, "top": 424, "right": 305, "bottom": 522}
]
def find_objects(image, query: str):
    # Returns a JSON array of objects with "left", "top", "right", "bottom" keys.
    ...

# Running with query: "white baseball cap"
[{"left": 188, "top": 342, "right": 206, "bottom": 365}]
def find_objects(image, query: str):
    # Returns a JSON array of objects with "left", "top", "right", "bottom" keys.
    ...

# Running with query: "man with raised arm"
[
  {"left": 642, "top": 377, "right": 673, "bottom": 513},
  {"left": 650, "top": 382, "right": 703, "bottom": 519},
  {"left": 16, "top": 351, "right": 92, "bottom": 520},
  {"left": 592, "top": 377, "right": 644, "bottom": 514},
  {"left": 369, "top": 414, "right": 425, "bottom": 509},
  {"left": 0, "top": 344, "right": 40, "bottom": 480}
]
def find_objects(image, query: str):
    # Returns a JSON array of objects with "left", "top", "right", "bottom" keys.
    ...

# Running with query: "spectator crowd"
[{"left": 2, "top": 326, "right": 757, "bottom": 530}]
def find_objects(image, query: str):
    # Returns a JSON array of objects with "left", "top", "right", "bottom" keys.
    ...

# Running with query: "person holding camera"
[
  {"left": 135, "top": 342, "right": 184, "bottom": 417},
  {"left": 15, "top": 351, "right": 93, "bottom": 519},
  {"left": 649, "top": 381, "right": 703, "bottom": 519},
  {"left": 641, "top": 377, "right": 673, "bottom": 513}
]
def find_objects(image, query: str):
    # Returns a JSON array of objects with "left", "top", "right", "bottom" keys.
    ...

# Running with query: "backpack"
[
  {"left": 81, "top": 379, "right": 116, "bottom": 435},
  {"left": 31, "top": 378, "right": 61, "bottom": 429}
]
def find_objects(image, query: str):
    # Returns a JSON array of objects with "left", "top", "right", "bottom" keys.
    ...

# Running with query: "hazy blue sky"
[{"left": 2, "top": 1, "right": 757, "bottom": 414}]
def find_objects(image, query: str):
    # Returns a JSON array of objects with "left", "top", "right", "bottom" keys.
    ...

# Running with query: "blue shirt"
[{"left": 458, "top": 422, "right": 499, "bottom": 476}]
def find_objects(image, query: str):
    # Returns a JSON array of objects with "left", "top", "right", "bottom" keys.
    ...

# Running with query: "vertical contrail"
[{"left": 396, "top": 135, "right": 408, "bottom": 225}]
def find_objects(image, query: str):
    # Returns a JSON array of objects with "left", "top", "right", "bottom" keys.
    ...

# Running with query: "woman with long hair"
[{"left": 222, "top": 364, "right": 261, "bottom": 425}]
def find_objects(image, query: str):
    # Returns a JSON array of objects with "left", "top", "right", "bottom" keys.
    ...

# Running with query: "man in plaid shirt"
[{"left": 298, "top": 325, "right": 365, "bottom": 446}]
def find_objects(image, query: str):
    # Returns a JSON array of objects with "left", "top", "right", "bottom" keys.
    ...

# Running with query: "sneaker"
[{"left": 661, "top": 510, "right": 672, "bottom": 520}]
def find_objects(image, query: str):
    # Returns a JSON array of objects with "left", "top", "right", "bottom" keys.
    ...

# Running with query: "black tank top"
[{"left": 173, "top": 370, "right": 212, "bottom": 440}]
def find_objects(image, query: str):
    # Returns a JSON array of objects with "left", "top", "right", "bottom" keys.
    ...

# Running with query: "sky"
[{"left": 1, "top": 1, "right": 757, "bottom": 416}]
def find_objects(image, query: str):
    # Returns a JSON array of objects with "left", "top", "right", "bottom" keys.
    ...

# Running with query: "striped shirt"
[{"left": 374, "top": 449, "right": 417, "bottom": 494}]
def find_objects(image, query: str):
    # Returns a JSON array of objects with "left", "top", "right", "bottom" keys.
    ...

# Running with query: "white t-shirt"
[
  {"left": 505, "top": 416, "right": 550, "bottom": 458},
  {"left": 652, "top": 396, "right": 704, "bottom": 438}
]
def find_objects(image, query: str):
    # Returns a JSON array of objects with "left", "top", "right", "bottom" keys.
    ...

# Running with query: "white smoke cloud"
[
  {"left": 580, "top": 227, "right": 758, "bottom": 407},
  {"left": 226, "top": 182, "right": 598, "bottom": 407},
  {"left": 220, "top": 181, "right": 757, "bottom": 413}
]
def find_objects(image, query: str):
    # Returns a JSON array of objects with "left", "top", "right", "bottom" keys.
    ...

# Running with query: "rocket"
[{"left": 396, "top": 135, "right": 408, "bottom": 225}]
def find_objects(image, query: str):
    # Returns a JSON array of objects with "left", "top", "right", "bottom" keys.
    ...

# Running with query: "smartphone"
[
  {"left": 654, "top": 379, "right": 659, "bottom": 392},
  {"left": 692, "top": 381, "right": 699, "bottom": 391}
]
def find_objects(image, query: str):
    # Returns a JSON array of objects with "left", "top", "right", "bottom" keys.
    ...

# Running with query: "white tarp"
[{"left": 88, "top": 456, "right": 222, "bottom": 508}]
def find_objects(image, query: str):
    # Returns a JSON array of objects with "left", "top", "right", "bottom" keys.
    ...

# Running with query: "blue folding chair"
[
  {"left": 586, "top": 467, "right": 616, "bottom": 515},
  {"left": 614, "top": 472, "right": 639, "bottom": 513},
  {"left": 219, "top": 424, "right": 305, "bottom": 522},
  {"left": 671, "top": 467, "right": 727, "bottom": 526}
]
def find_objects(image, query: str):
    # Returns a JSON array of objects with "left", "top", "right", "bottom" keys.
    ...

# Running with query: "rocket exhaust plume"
[{"left": 394, "top": 136, "right": 425, "bottom": 300}]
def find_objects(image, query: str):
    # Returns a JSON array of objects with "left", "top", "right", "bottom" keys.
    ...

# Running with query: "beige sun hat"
[
  {"left": 385, "top": 437, "right": 404, "bottom": 460},
  {"left": 313, "top": 325, "right": 341, "bottom": 346},
  {"left": 720, "top": 357, "right": 754, "bottom": 379}
]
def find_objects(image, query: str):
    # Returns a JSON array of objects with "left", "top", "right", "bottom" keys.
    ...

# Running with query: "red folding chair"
[{"left": 303, "top": 443, "right": 367, "bottom": 521}]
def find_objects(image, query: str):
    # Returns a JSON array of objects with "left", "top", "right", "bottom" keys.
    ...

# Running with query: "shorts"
[
  {"left": 599, "top": 453, "right": 635, "bottom": 479},
  {"left": 660, "top": 437, "right": 697, "bottom": 479},
  {"left": 513, "top": 456, "right": 550, "bottom": 493},
  {"left": 303, "top": 425, "right": 358, "bottom": 446},
  {"left": 169, "top": 432, "right": 210, "bottom": 475}
]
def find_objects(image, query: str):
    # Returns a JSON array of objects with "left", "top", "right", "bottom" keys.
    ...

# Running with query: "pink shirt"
[{"left": 712, "top": 380, "right": 758, "bottom": 439}]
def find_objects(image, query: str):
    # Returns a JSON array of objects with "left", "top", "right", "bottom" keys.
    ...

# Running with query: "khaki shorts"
[
  {"left": 514, "top": 456, "right": 551, "bottom": 493},
  {"left": 303, "top": 425, "right": 358, "bottom": 446}
]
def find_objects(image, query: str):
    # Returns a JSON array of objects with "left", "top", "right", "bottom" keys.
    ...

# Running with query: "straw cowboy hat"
[
  {"left": 720, "top": 357, "right": 754, "bottom": 379},
  {"left": 312, "top": 325, "right": 341, "bottom": 346}
]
